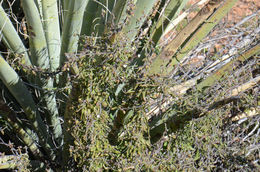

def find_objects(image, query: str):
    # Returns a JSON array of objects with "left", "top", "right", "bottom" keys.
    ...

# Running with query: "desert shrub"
[{"left": 68, "top": 22, "right": 259, "bottom": 170}]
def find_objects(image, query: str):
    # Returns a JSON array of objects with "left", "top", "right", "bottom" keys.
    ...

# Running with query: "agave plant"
[{"left": 0, "top": 0, "right": 259, "bottom": 171}]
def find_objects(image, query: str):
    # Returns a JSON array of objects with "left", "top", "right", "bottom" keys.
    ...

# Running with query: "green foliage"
[
  {"left": 69, "top": 37, "right": 157, "bottom": 169},
  {"left": 67, "top": 32, "right": 259, "bottom": 170},
  {"left": 70, "top": 59, "right": 259, "bottom": 170}
]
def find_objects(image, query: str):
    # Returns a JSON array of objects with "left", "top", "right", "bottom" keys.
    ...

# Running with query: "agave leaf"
[
  {"left": 0, "top": 54, "right": 56, "bottom": 160},
  {"left": 149, "top": 44, "right": 259, "bottom": 142},
  {"left": 121, "top": 0, "right": 158, "bottom": 42},
  {"left": 107, "top": 0, "right": 128, "bottom": 28},
  {"left": 0, "top": 155, "right": 48, "bottom": 171},
  {"left": 197, "top": 44, "right": 260, "bottom": 92},
  {"left": 149, "top": 0, "right": 239, "bottom": 75},
  {"left": 0, "top": 55, "right": 38, "bottom": 129},
  {"left": 42, "top": 80, "right": 63, "bottom": 145},
  {"left": 63, "top": 0, "right": 69, "bottom": 13},
  {"left": 3, "top": 117, "right": 43, "bottom": 158},
  {"left": 232, "top": 103, "right": 259, "bottom": 122},
  {"left": 81, "top": 0, "right": 99, "bottom": 36},
  {"left": 60, "top": 0, "right": 89, "bottom": 66},
  {"left": 0, "top": 155, "right": 18, "bottom": 169},
  {"left": 134, "top": 0, "right": 189, "bottom": 65},
  {"left": 230, "top": 75, "right": 260, "bottom": 97},
  {"left": 0, "top": 96, "right": 43, "bottom": 158},
  {"left": 41, "top": 0, "right": 63, "bottom": 144},
  {"left": 22, "top": 0, "right": 62, "bottom": 145},
  {"left": 0, "top": 5, "right": 31, "bottom": 66},
  {"left": 42, "top": 0, "right": 61, "bottom": 72},
  {"left": 168, "top": 0, "right": 239, "bottom": 68},
  {"left": 21, "top": 0, "right": 50, "bottom": 68},
  {"left": 150, "top": 0, "right": 189, "bottom": 45},
  {"left": 161, "top": 0, "right": 209, "bottom": 38},
  {"left": 34, "top": 0, "right": 43, "bottom": 18}
]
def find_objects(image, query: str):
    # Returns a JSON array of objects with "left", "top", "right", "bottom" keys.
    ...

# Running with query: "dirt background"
[{"left": 188, "top": 0, "right": 260, "bottom": 23}]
